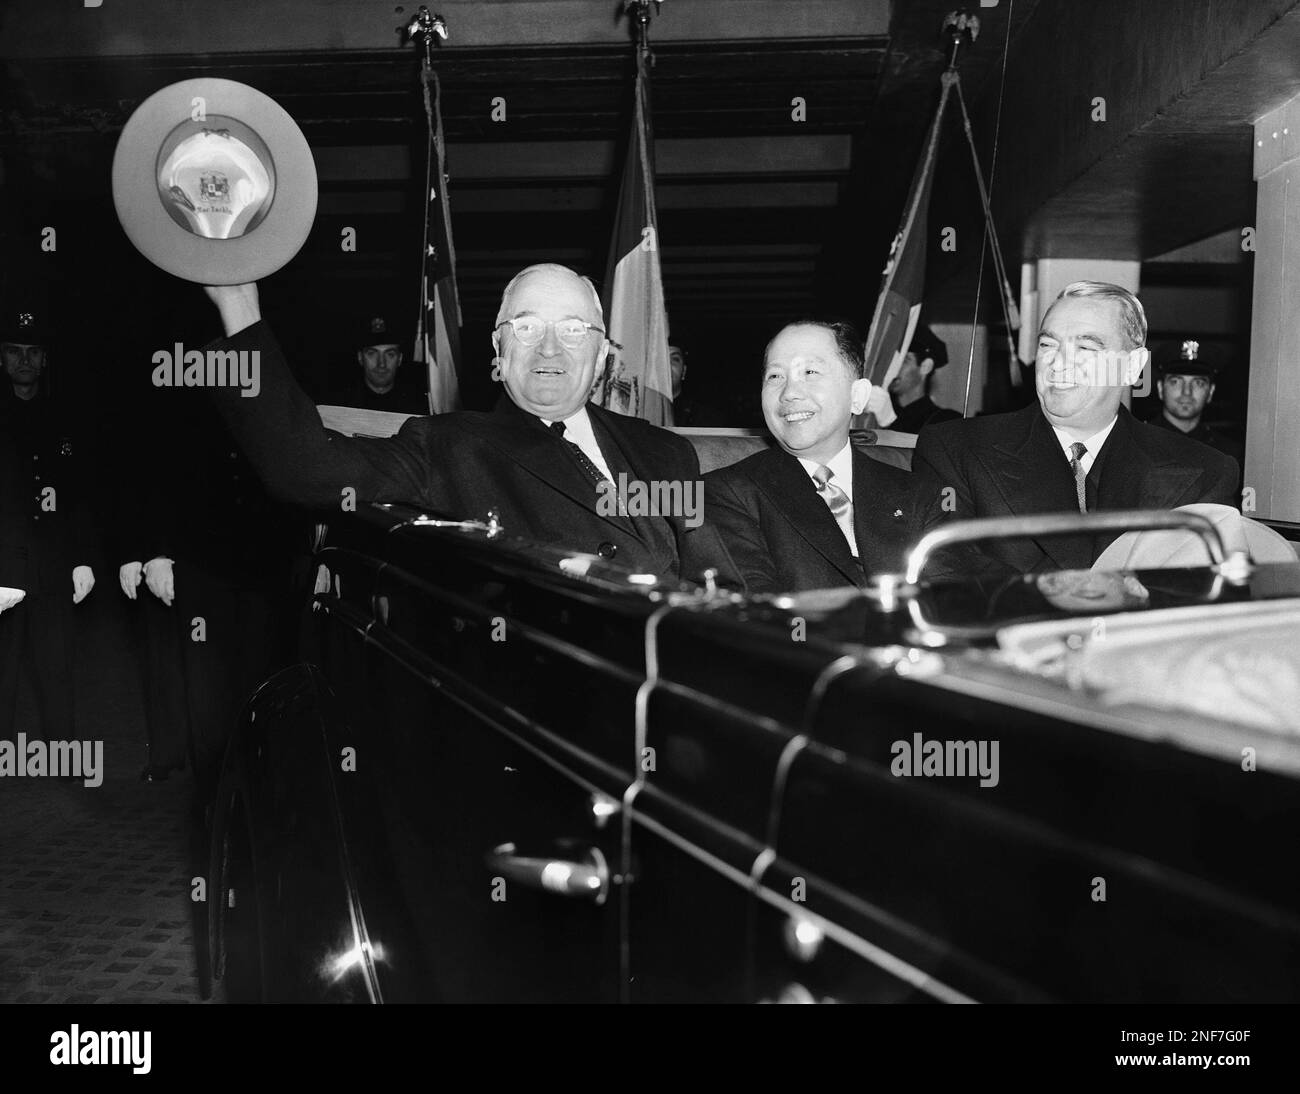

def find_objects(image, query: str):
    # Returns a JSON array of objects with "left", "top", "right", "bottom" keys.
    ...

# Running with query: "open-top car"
[{"left": 202, "top": 430, "right": 1300, "bottom": 1004}]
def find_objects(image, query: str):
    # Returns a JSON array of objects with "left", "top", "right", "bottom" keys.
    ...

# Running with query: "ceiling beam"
[{"left": 0, "top": 0, "right": 889, "bottom": 58}]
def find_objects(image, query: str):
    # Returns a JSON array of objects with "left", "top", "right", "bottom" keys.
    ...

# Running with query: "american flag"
[{"left": 415, "top": 68, "right": 461, "bottom": 413}]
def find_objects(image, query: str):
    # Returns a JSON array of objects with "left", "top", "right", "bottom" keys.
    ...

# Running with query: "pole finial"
[
  {"left": 941, "top": 10, "right": 980, "bottom": 70},
  {"left": 405, "top": 7, "right": 449, "bottom": 50}
]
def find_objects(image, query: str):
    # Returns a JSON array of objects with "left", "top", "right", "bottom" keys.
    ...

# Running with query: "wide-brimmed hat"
[{"left": 112, "top": 78, "right": 317, "bottom": 285}]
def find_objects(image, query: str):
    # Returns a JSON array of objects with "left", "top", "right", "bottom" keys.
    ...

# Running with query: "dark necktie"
[
  {"left": 811, "top": 464, "right": 859, "bottom": 557},
  {"left": 549, "top": 419, "right": 609, "bottom": 487},
  {"left": 1068, "top": 441, "right": 1088, "bottom": 513}
]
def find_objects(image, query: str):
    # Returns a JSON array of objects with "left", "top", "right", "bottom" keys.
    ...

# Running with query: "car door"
[
  {"left": 621, "top": 604, "right": 843, "bottom": 1002},
  {"left": 318, "top": 520, "right": 646, "bottom": 1001}
]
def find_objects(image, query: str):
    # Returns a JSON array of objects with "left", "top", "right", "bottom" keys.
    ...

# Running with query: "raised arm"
[{"left": 201, "top": 284, "right": 433, "bottom": 511}]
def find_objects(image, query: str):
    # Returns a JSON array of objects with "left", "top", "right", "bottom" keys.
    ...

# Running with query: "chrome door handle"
[{"left": 487, "top": 842, "right": 610, "bottom": 904}]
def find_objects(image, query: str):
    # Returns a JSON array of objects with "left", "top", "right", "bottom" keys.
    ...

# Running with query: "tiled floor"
[{"left": 0, "top": 592, "right": 208, "bottom": 1004}]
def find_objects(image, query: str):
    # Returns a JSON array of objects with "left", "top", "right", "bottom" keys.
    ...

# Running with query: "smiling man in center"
[
  {"left": 703, "top": 319, "right": 921, "bottom": 594},
  {"left": 202, "top": 263, "right": 735, "bottom": 581}
]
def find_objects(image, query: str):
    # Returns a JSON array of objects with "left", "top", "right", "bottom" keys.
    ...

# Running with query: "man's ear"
[
  {"left": 919, "top": 357, "right": 935, "bottom": 379},
  {"left": 849, "top": 376, "right": 872, "bottom": 415},
  {"left": 1207, "top": 381, "right": 1216, "bottom": 403},
  {"left": 593, "top": 337, "right": 611, "bottom": 386},
  {"left": 356, "top": 351, "right": 364, "bottom": 369},
  {"left": 1127, "top": 347, "right": 1150, "bottom": 387}
]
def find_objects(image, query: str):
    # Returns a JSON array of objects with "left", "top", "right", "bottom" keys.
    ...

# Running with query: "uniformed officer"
[
  {"left": 0, "top": 309, "right": 96, "bottom": 739},
  {"left": 327, "top": 314, "right": 428, "bottom": 415},
  {"left": 1150, "top": 339, "right": 1245, "bottom": 470},
  {"left": 113, "top": 379, "right": 305, "bottom": 799}
]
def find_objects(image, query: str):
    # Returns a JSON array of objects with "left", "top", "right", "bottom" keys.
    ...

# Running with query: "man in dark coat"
[
  {"left": 913, "top": 282, "right": 1239, "bottom": 577},
  {"left": 110, "top": 384, "right": 305, "bottom": 793},
  {"left": 703, "top": 320, "right": 921, "bottom": 594},
  {"left": 326, "top": 313, "right": 428, "bottom": 416},
  {"left": 885, "top": 324, "right": 962, "bottom": 435},
  {"left": 0, "top": 310, "right": 97, "bottom": 739},
  {"left": 1149, "top": 339, "right": 1245, "bottom": 470},
  {"left": 202, "top": 264, "right": 734, "bottom": 583}
]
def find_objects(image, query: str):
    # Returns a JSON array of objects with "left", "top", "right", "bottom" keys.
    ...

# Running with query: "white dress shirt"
[
  {"left": 797, "top": 441, "right": 858, "bottom": 557},
  {"left": 541, "top": 406, "right": 615, "bottom": 482},
  {"left": 1050, "top": 416, "right": 1118, "bottom": 478}
]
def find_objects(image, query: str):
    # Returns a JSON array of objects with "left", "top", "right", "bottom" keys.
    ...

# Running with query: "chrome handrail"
[{"left": 904, "top": 509, "right": 1236, "bottom": 586}]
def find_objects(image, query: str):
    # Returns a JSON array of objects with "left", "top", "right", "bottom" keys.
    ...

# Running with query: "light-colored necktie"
[
  {"left": 812, "top": 465, "right": 858, "bottom": 556},
  {"left": 1068, "top": 441, "right": 1088, "bottom": 514}
]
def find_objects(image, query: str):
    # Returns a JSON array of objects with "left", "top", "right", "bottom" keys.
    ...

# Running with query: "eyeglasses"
[{"left": 496, "top": 316, "right": 604, "bottom": 348}]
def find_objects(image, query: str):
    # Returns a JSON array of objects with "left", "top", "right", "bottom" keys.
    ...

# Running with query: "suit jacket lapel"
[
  {"left": 976, "top": 405, "right": 1090, "bottom": 570},
  {"left": 758, "top": 450, "right": 863, "bottom": 587},
  {"left": 467, "top": 396, "right": 637, "bottom": 536},
  {"left": 587, "top": 404, "right": 673, "bottom": 547},
  {"left": 852, "top": 450, "right": 913, "bottom": 575},
  {"left": 1093, "top": 407, "right": 1200, "bottom": 510}
]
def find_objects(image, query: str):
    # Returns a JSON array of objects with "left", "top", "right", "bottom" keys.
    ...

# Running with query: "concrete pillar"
[{"left": 1247, "top": 97, "right": 1300, "bottom": 522}]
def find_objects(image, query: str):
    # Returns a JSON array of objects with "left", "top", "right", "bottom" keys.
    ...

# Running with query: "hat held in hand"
[{"left": 112, "top": 78, "right": 317, "bottom": 285}]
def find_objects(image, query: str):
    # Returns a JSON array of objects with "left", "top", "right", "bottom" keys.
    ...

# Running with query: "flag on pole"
[
  {"left": 595, "top": 44, "right": 673, "bottom": 425},
  {"left": 416, "top": 68, "right": 461, "bottom": 413},
  {"left": 861, "top": 75, "right": 954, "bottom": 391}
]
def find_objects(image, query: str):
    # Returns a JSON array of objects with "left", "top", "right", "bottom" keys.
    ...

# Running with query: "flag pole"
[
  {"left": 405, "top": 7, "right": 456, "bottom": 413},
  {"left": 860, "top": 10, "right": 1021, "bottom": 423},
  {"left": 596, "top": 1, "right": 674, "bottom": 424}
]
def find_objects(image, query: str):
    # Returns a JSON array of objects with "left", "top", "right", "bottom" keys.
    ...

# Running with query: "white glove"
[
  {"left": 72, "top": 565, "right": 95, "bottom": 605},
  {"left": 144, "top": 557, "right": 175, "bottom": 606},
  {"left": 0, "top": 587, "right": 24, "bottom": 614},
  {"left": 864, "top": 385, "right": 898, "bottom": 428},
  {"left": 119, "top": 561, "right": 143, "bottom": 600}
]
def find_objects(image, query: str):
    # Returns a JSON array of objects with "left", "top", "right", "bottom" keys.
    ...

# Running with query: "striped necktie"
[
  {"left": 811, "top": 464, "right": 858, "bottom": 557},
  {"left": 550, "top": 419, "right": 609, "bottom": 487},
  {"left": 1068, "top": 441, "right": 1088, "bottom": 514}
]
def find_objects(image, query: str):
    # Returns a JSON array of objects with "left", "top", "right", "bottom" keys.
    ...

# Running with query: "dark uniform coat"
[{"left": 0, "top": 386, "right": 96, "bottom": 737}]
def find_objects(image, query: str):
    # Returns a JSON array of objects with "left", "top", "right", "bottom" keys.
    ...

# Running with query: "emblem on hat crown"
[
  {"left": 18, "top": 312, "right": 35, "bottom": 329},
  {"left": 370, "top": 317, "right": 387, "bottom": 334},
  {"left": 1180, "top": 339, "right": 1199, "bottom": 361}
]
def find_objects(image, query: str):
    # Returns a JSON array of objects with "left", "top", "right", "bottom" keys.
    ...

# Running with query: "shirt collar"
[
  {"left": 539, "top": 405, "right": 594, "bottom": 441},
  {"left": 797, "top": 440, "right": 854, "bottom": 484},
  {"left": 1050, "top": 414, "right": 1117, "bottom": 458}
]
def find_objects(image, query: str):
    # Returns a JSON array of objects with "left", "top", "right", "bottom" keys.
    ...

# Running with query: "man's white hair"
[
  {"left": 1052, "top": 281, "right": 1148, "bottom": 350},
  {"left": 494, "top": 263, "right": 605, "bottom": 328}
]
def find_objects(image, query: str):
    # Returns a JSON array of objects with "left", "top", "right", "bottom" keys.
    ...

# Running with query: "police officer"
[
  {"left": 328, "top": 314, "right": 428, "bottom": 415},
  {"left": 885, "top": 325, "right": 962, "bottom": 434},
  {"left": 122, "top": 383, "right": 305, "bottom": 801},
  {"left": 0, "top": 309, "right": 96, "bottom": 739},
  {"left": 1151, "top": 339, "right": 1245, "bottom": 470}
]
